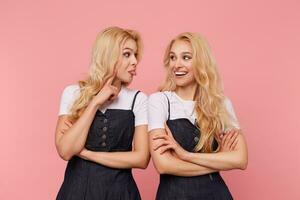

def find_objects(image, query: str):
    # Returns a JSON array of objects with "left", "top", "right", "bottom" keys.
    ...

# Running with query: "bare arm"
[
  {"left": 78, "top": 125, "right": 150, "bottom": 169},
  {"left": 183, "top": 133, "right": 248, "bottom": 170},
  {"left": 55, "top": 74, "right": 119, "bottom": 161},
  {"left": 150, "top": 129, "right": 217, "bottom": 177},
  {"left": 55, "top": 100, "right": 99, "bottom": 161}
]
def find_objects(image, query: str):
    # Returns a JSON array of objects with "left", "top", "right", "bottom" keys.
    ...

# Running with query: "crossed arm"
[
  {"left": 149, "top": 127, "right": 248, "bottom": 176},
  {"left": 55, "top": 103, "right": 150, "bottom": 169}
]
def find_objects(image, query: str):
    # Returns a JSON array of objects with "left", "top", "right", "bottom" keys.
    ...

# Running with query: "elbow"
[
  {"left": 236, "top": 157, "right": 248, "bottom": 170},
  {"left": 136, "top": 155, "right": 150, "bottom": 169},
  {"left": 58, "top": 151, "right": 72, "bottom": 161},
  {"left": 239, "top": 159, "right": 248, "bottom": 170},
  {"left": 57, "top": 148, "right": 74, "bottom": 161},
  {"left": 154, "top": 162, "right": 168, "bottom": 174}
]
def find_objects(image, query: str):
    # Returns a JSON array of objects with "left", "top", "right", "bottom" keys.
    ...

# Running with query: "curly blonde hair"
[
  {"left": 160, "top": 32, "right": 235, "bottom": 153},
  {"left": 69, "top": 26, "right": 143, "bottom": 121}
]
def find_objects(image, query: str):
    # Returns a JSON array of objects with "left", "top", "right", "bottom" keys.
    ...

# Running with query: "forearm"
[
  {"left": 183, "top": 134, "right": 248, "bottom": 171},
  {"left": 57, "top": 100, "right": 99, "bottom": 160},
  {"left": 183, "top": 151, "right": 247, "bottom": 170},
  {"left": 153, "top": 152, "right": 217, "bottom": 177},
  {"left": 80, "top": 150, "right": 150, "bottom": 169}
]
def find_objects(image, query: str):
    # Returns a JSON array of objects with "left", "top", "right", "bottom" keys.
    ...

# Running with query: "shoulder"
[
  {"left": 149, "top": 91, "right": 170, "bottom": 102},
  {"left": 62, "top": 84, "right": 80, "bottom": 97},
  {"left": 122, "top": 87, "right": 148, "bottom": 101},
  {"left": 223, "top": 96, "right": 234, "bottom": 110},
  {"left": 58, "top": 84, "right": 80, "bottom": 116}
]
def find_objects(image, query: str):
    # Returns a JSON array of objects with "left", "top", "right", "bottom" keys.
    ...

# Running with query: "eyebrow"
[
  {"left": 123, "top": 47, "right": 135, "bottom": 52},
  {"left": 169, "top": 51, "right": 192, "bottom": 55}
]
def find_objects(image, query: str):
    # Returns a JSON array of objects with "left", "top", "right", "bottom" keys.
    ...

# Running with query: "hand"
[
  {"left": 217, "top": 129, "right": 239, "bottom": 152},
  {"left": 60, "top": 120, "right": 73, "bottom": 134},
  {"left": 153, "top": 124, "right": 189, "bottom": 160},
  {"left": 92, "top": 70, "right": 120, "bottom": 106}
]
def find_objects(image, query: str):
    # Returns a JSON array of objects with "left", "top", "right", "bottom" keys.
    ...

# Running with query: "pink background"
[{"left": 1, "top": 0, "right": 299, "bottom": 199}]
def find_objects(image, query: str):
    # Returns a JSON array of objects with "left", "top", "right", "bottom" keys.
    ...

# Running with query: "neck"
[{"left": 175, "top": 82, "right": 198, "bottom": 101}]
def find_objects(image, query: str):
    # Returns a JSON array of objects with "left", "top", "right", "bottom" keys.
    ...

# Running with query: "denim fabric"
[
  {"left": 156, "top": 94, "right": 233, "bottom": 200},
  {"left": 56, "top": 92, "right": 141, "bottom": 200}
]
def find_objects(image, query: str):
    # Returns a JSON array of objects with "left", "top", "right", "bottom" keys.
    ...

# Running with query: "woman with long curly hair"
[
  {"left": 55, "top": 26, "right": 149, "bottom": 200},
  {"left": 148, "top": 32, "right": 248, "bottom": 199}
]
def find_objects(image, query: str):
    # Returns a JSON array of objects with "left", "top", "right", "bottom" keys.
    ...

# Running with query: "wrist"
[
  {"left": 90, "top": 98, "right": 102, "bottom": 109},
  {"left": 181, "top": 151, "right": 193, "bottom": 161}
]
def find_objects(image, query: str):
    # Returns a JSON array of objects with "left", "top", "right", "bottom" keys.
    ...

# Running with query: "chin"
[
  {"left": 120, "top": 77, "right": 133, "bottom": 85},
  {"left": 175, "top": 79, "right": 195, "bottom": 87},
  {"left": 175, "top": 80, "right": 189, "bottom": 87}
]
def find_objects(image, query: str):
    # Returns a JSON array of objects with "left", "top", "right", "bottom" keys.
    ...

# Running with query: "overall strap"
[
  {"left": 162, "top": 92, "right": 170, "bottom": 120},
  {"left": 131, "top": 91, "right": 141, "bottom": 111}
]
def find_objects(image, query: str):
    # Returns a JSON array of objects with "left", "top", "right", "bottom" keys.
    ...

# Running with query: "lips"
[
  {"left": 174, "top": 71, "right": 188, "bottom": 77},
  {"left": 128, "top": 70, "right": 136, "bottom": 76}
]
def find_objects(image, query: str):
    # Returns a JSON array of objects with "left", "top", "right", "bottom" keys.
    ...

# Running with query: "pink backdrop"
[{"left": 1, "top": 0, "right": 299, "bottom": 199}]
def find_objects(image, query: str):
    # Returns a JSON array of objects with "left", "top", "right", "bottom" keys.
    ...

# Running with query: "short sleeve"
[
  {"left": 148, "top": 92, "right": 169, "bottom": 132},
  {"left": 132, "top": 92, "right": 148, "bottom": 127},
  {"left": 224, "top": 98, "right": 240, "bottom": 129},
  {"left": 58, "top": 85, "right": 80, "bottom": 116}
]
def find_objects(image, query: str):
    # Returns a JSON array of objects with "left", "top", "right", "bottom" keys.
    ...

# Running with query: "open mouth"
[
  {"left": 128, "top": 70, "right": 136, "bottom": 76},
  {"left": 174, "top": 71, "right": 188, "bottom": 77}
]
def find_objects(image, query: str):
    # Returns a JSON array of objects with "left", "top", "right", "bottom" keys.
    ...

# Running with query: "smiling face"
[
  {"left": 116, "top": 38, "right": 138, "bottom": 84},
  {"left": 168, "top": 40, "right": 196, "bottom": 87}
]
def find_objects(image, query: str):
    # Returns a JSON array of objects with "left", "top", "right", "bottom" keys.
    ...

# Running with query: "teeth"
[{"left": 175, "top": 71, "right": 187, "bottom": 75}]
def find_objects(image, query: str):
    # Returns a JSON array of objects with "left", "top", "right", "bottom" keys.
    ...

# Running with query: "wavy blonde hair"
[
  {"left": 160, "top": 32, "right": 235, "bottom": 153},
  {"left": 69, "top": 26, "right": 143, "bottom": 121}
]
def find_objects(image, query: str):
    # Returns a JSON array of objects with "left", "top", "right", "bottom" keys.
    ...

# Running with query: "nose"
[
  {"left": 131, "top": 55, "right": 137, "bottom": 66},
  {"left": 174, "top": 58, "right": 182, "bottom": 68}
]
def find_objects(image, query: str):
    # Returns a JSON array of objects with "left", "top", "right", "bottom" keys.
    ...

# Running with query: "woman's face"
[
  {"left": 168, "top": 40, "right": 196, "bottom": 87},
  {"left": 116, "top": 38, "right": 138, "bottom": 84}
]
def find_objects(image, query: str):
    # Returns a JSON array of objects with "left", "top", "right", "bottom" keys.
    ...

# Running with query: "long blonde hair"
[
  {"left": 161, "top": 32, "right": 235, "bottom": 153},
  {"left": 69, "top": 26, "right": 143, "bottom": 121}
]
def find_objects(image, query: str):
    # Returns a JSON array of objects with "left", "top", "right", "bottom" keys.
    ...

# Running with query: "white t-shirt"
[
  {"left": 148, "top": 91, "right": 240, "bottom": 132},
  {"left": 58, "top": 84, "right": 148, "bottom": 127}
]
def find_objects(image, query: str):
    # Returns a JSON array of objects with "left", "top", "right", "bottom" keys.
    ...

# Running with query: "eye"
[
  {"left": 170, "top": 55, "right": 176, "bottom": 61},
  {"left": 183, "top": 55, "right": 191, "bottom": 60},
  {"left": 123, "top": 52, "right": 131, "bottom": 58}
]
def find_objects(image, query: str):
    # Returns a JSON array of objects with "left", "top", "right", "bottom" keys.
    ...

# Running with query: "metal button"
[
  {"left": 194, "top": 136, "right": 199, "bottom": 142},
  {"left": 101, "top": 134, "right": 107, "bottom": 140},
  {"left": 102, "top": 127, "right": 107, "bottom": 132},
  {"left": 103, "top": 119, "right": 108, "bottom": 123},
  {"left": 101, "top": 142, "right": 106, "bottom": 147}
]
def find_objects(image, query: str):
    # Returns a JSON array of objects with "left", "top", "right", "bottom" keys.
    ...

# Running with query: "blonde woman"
[
  {"left": 55, "top": 27, "right": 149, "bottom": 200},
  {"left": 148, "top": 33, "right": 248, "bottom": 199}
]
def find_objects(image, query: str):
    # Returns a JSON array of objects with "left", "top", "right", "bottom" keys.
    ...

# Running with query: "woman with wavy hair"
[
  {"left": 148, "top": 32, "right": 248, "bottom": 199},
  {"left": 55, "top": 26, "right": 149, "bottom": 200}
]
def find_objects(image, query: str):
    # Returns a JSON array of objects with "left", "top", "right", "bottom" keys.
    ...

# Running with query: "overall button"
[
  {"left": 101, "top": 142, "right": 106, "bottom": 147},
  {"left": 194, "top": 136, "right": 199, "bottom": 142},
  {"left": 102, "top": 127, "right": 108, "bottom": 132},
  {"left": 101, "top": 134, "right": 107, "bottom": 140},
  {"left": 103, "top": 118, "right": 108, "bottom": 123}
]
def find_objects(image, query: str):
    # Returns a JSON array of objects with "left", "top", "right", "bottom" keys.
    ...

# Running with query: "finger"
[
  {"left": 64, "top": 120, "right": 72, "bottom": 128},
  {"left": 216, "top": 132, "right": 224, "bottom": 141},
  {"left": 105, "top": 70, "right": 118, "bottom": 86},
  {"left": 230, "top": 137, "right": 239, "bottom": 150},
  {"left": 164, "top": 124, "right": 171, "bottom": 134},
  {"left": 227, "top": 131, "right": 239, "bottom": 148},
  {"left": 160, "top": 144, "right": 175, "bottom": 154},
  {"left": 153, "top": 135, "right": 169, "bottom": 141},
  {"left": 108, "top": 86, "right": 120, "bottom": 101},
  {"left": 224, "top": 131, "right": 235, "bottom": 147},
  {"left": 153, "top": 141, "right": 171, "bottom": 151},
  {"left": 221, "top": 131, "right": 231, "bottom": 147}
]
